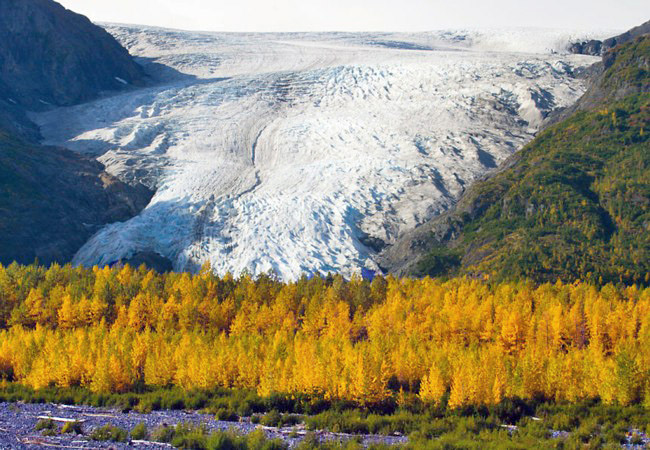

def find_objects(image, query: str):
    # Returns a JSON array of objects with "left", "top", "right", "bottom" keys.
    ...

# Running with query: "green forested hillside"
[{"left": 387, "top": 36, "right": 649, "bottom": 285}]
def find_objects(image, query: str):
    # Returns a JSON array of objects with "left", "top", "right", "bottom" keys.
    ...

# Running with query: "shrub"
[
  {"left": 61, "top": 421, "right": 83, "bottom": 434},
  {"left": 151, "top": 424, "right": 175, "bottom": 443},
  {"left": 296, "top": 432, "right": 321, "bottom": 449},
  {"left": 131, "top": 421, "right": 149, "bottom": 440},
  {"left": 260, "top": 410, "right": 282, "bottom": 427},
  {"left": 185, "top": 391, "right": 208, "bottom": 410},
  {"left": 245, "top": 429, "right": 286, "bottom": 449},
  {"left": 601, "top": 424, "right": 626, "bottom": 444},
  {"left": 259, "top": 410, "right": 302, "bottom": 428},
  {"left": 306, "top": 410, "right": 369, "bottom": 434},
  {"left": 171, "top": 427, "right": 209, "bottom": 449},
  {"left": 490, "top": 397, "right": 534, "bottom": 424},
  {"left": 205, "top": 431, "right": 239, "bottom": 450},
  {"left": 148, "top": 423, "right": 288, "bottom": 450},
  {"left": 215, "top": 407, "right": 239, "bottom": 422},
  {"left": 548, "top": 412, "right": 580, "bottom": 432},
  {"left": 89, "top": 424, "right": 128, "bottom": 442},
  {"left": 35, "top": 419, "right": 57, "bottom": 432}
]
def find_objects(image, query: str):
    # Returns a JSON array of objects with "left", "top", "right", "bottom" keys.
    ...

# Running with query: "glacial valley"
[{"left": 33, "top": 26, "right": 610, "bottom": 278}]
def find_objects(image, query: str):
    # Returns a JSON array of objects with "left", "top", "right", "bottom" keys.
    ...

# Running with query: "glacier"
[{"left": 32, "top": 26, "right": 612, "bottom": 279}]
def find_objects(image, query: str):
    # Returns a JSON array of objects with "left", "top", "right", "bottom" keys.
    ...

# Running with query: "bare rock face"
[
  {"left": 0, "top": 0, "right": 145, "bottom": 109},
  {"left": 120, "top": 251, "right": 174, "bottom": 273},
  {"left": 602, "top": 20, "right": 650, "bottom": 53},
  {"left": 552, "top": 28, "right": 650, "bottom": 124},
  {"left": 568, "top": 40, "right": 603, "bottom": 56}
]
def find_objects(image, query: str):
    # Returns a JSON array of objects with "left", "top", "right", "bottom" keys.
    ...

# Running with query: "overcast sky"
[{"left": 56, "top": 0, "right": 647, "bottom": 33}]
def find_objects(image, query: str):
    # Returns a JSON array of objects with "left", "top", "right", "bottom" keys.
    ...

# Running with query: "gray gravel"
[
  {"left": 1, "top": 402, "right": 647, "bottom": 448},
  {"left": 0, "top": 402, "right": 408, "bottom": 449}
]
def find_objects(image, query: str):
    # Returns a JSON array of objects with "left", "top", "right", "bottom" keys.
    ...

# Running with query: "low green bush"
[
  {"left": 151, "top": 424, "right": 176, "bottom": 443},
  {"left": 61, "top": 421, "right": 83, "bottom": 434},
  {"left": 89, "top": 424, "right": 128, "bottom": 442},
  {"left": 215, "top": 407, "right": 239, "bottom": 422},
  {"left": 149, "top": 423, "right": 288, "bottom": 449},
  {"left": 130, "top": 421, "right": 149, "bottom": 440},
  {"left": 4, "top": 383, "right": 650, "bottom": 447},
  {"left": 34, "top": 418, "right": 57, "bottom": 432},
  {"left": 306, "top": 410, "right": 370, "bottom": 434},
  {"left": 259, "top": 409, "right": 302, "bottom": 427}
]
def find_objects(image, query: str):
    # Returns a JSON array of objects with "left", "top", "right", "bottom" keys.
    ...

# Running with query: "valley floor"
[
  {"left": 3, "top": 399, "right": 650, "bottom": 449},
  {"left": 0, "top": 402, "right": 407, "bottom": 449}
]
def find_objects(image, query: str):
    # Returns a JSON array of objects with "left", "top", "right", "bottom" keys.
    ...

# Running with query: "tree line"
[{"left": 0, "top": 262, "right": 648, "bottom": 408}]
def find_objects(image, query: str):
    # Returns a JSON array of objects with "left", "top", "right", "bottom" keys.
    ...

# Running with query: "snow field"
[{"left": 33, "top": 27, "right": 609, "bottom": 279}]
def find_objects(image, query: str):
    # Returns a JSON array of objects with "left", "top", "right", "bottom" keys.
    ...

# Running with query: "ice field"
[{"left": 33, "top": 26, "right": 610, "bottom": 278}]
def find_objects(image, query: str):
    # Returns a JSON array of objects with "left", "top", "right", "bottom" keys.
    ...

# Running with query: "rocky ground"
[
  {"left": 0, "top": 402, "right": 408, "bottom": 449},
  {"left": 1, "top": 402, "right": 649, "bottom": 448}
]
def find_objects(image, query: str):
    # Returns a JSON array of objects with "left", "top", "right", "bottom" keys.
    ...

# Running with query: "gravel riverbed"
[{"left": 0, "top": 402, "right": 408, "bottom": 448}]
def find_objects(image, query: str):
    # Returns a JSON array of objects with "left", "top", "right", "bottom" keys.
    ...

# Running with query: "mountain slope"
[
  {"left": 558, "top": 25, "right": 650, "bottom": 120},
  {"left": 0, "top": 0, "right": 152, "bottom": 266},
  {"left": 0, "top": 0, "right": 144, "bottom": 110},
  {"left": 380, "top": 35, "right": 650, "bottom": 285},
  {"left": 0, "top": 130, "right": 152, "bottom": 265}
]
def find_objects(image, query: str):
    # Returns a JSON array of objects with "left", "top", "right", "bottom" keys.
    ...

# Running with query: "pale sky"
[{"left": 56, "top": 0, "right": 647, "bottom": 33}]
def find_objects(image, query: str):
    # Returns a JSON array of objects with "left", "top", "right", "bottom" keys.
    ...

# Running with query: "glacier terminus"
[{"left": 32, "top": 26, "right": 611, "bottom": 279}]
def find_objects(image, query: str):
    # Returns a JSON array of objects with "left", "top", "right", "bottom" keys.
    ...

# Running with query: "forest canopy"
[{"left": 0, "top": 262, "right": 648, "bottom": 409}]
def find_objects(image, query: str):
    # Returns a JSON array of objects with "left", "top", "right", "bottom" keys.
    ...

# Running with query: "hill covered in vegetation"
[{"left": 381, "top": 35, "right": 650, "bottom": 285}]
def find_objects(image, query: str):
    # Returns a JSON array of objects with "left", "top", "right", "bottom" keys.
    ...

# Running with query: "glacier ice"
[{"left": 32, "top": 26, "right": 610, "bottom": 279}]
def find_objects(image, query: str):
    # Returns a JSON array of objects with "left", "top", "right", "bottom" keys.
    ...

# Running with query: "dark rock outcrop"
[
  {"left": 120, "top": 251, "right": 174, "bottom": 273},
  {"left": 0, "top": 0, "right": 145, "bottom": 110},
  {"left": 569, "top": 19, "right": 650, "bottom": 57},
  {"left": 568, "top": 39, "right": 602, "bottom": 56}
]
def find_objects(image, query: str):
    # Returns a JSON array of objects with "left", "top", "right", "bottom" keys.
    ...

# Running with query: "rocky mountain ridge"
[{"left": 569, "top": 19, "right": 650, "bottom": 56}]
